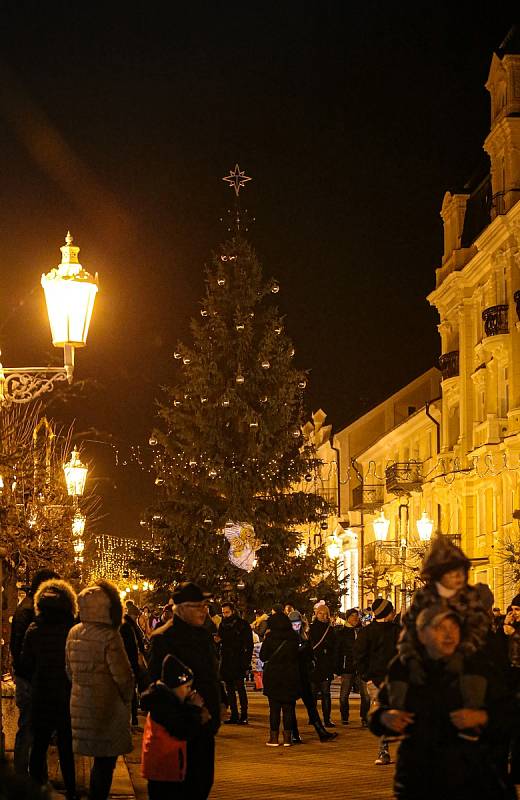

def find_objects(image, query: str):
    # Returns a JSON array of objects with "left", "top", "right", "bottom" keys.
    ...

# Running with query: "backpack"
[{"left": 141, "top": 713, "right": 187, "bottom": 782}]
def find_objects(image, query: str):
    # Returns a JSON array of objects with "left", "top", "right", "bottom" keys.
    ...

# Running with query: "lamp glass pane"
[{"left": 42, "top": 277, "right": 98, "bottom": 348}]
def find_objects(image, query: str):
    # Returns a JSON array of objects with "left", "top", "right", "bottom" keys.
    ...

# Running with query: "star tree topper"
[{"left": 222, "top": 164, "right": 252, "bottom": 197}]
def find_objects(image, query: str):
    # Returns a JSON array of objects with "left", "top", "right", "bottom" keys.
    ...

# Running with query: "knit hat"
[
  {"left": 420, "top": 535, "right": 470, "bottom": 582},
  {"left": 416, "top": 605, "right": 461, "bottom": 632},
  {"left": 288, "top": 610, "right": 302, "bottom": 623},
  {"left": 511, "top": 594, "right": 520, "bottom": 608},
  {"left": 161, "top": 655, "right": 194, "bottom": 689},
  {"left": 372, "top": 598, "right": 394, "bottom": 619}
]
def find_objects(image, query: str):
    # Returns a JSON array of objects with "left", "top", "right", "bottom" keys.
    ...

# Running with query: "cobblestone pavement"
[
  {"left": 11, "top": 692, "right": 395, "bottom": 799},
  {"left": 126, "top": 693, "right": 395, "bottom": 800}
]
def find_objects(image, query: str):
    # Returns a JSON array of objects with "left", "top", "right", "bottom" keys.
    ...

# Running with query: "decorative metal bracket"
[{"left": 0, "top": 365, "right": 73, "bottom": 406}]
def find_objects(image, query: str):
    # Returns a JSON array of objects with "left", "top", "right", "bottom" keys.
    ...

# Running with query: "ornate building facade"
[{"left": 335, "top": 32, "right": 520, "bottom": 611}]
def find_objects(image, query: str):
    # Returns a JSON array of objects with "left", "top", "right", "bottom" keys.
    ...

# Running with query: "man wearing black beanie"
[{"left": 354, "top": 597, "right": 399, "bottom": 766}]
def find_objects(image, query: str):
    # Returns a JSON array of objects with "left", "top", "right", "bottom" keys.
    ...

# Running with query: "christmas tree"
[{"left": 136, "top": 220, "right": 339, "bottom": 608}]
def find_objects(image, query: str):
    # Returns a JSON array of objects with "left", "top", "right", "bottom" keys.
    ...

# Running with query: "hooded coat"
[
  {"left": 65, "top": 582, "right": 134, "bottom": 757},
  {"left": 259, "top": 613, "right": 301, "bottom": 703},
  {"left": 20, "top": 579, "right": 77, "bottom": 728},
  {"left": 399, "top": 537, "right": 490, "bottom": 670}
]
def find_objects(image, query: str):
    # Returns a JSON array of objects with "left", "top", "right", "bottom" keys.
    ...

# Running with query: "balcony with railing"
[
  {"left": 385, "top": 462, "right": 423, "bottom": 496},
  {"left": 514, "top": 291, "right": 520, "bottom": 324},
  {"left": 439, "top": 350, "right": 459, "bottom": 380},
  {"left": 351, "top": 483, "right": 385, "bottom": 511},
  {"left": 482, "top": 305, "right": 508, "bottom": 337}
]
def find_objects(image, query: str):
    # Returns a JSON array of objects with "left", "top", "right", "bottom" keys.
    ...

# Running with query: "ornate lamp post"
[
  {"left": 416, "top": 511, "right": 434, "bottom": 542},
  {"left": 0, "top": 232, "right": 98, "bottom": 405},
  {"left": 63, "top": 448, "right": 88, "bottom": 498},
  {"left": 372, "top": 511, "right": 390, "bottom": 541},
  {"left": 64, "top": 447, "right": 88, "bottom": 569}
]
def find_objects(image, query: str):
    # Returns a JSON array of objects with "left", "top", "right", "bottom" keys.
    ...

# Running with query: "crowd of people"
[{"left": 5, "top": 535, "right": 520, "bottom": 799}]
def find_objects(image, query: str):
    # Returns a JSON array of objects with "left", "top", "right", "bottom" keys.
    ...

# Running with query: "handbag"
[{"left": 141, "top": 713, "right": 187, "bottom": 782}]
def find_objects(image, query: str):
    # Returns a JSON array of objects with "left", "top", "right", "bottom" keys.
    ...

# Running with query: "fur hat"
[
  {"left": 372, "top": 598, "right": 394, "bottom": 619},
  {"left": 420, "top": 535, "right": 470, "bottom": 582},
  {"left": 161, "top": 654, "right": 193, "bottom": 689}
]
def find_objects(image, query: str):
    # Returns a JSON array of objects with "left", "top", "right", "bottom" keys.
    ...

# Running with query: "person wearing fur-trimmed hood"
[
  {"left": 20, "top": 578, "right": 78, "bottom": 799},
  {"left": 66, "top": 579, "right": 134, "bottom": 800},
  {"left": 399, "top": 536, "right": 490, "bottom": 679}
]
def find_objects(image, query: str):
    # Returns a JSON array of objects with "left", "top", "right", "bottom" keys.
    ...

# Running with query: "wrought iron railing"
[
  {"left": 482, "top": 304, "right": 508, "bottom": 337},
  {"left": 439, "top": 350, "right": 459, "bottom": 380},
  {"left": 514, "top": 291, "right": 520, "bottom": 324},
  {"left": 385, "top": 462, "right": 423, "bottom": 496},
  {"left": 351, "top": 483, "right": 385, "bottom": 511}
]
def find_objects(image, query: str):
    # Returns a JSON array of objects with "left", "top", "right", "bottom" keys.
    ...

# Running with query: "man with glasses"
[{"left": 148, "top": 582, "right": 220, "bottom": 799}]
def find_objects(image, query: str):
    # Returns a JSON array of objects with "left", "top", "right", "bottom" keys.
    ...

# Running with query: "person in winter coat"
[
  {"left": 399, "top": 536, "right": 490, "bottom": 678},
  {"left": 147, "top": 581, "right": 221, "bottom": 800},
  {"left": 354, "top": 598, "right": 399, "bottom": 765},
  {"left": 335, "top": 608, "right": 369, "bottom": 725},
  {"left": 120, "top": 611, "right": 146, "bottom": 728},
  {"left": 66, "top": 579, "right": 134, "bottom": 800},
  {"left": 259, "top": 611, "right": 302, "bottom": 747},
  {"left": 309, "top": 604, "right": 337, "bottom": 727},
  {"left": 9, "top": 568, "right": 59, "bottom": 775},
  {"left": 141, "top": 655, "right": 208, "bottom": 800},
  {"left": 20, "top": 579, "right": 78, "bottom": 799},
  {"left": 370, "top": 605, "right": 515, "bottom": 800},
  {"left": 497, "top": 593, "right": 520, "bottom": 784},
  {"left": 218, "top": 602, "right": 253, "bottom": 725},
  {"left": 288, "top": 610, "right": 337, "bottom": 744}
]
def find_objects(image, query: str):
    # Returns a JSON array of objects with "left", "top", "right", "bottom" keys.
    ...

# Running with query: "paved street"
[
  {"left": 5, "top": 686, "right": 393, "bottom": 799},
  {"left": 126, "top": 692, "right": 394, "bottom": 800}
]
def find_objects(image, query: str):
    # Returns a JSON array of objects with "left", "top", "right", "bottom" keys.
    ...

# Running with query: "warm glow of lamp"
[
  {"left": 416, "top": 511, "right": 434, "bottom": 542},
  {"left": 373, "top": 511, "right": 390, "bottom": 541},
  {"left": 133, "top": 584, "right": 138, "bottom": 591},
  {"left": 72, "top": 511, "right": 86, "bottom": 537},
  {"left": 64, "top": 447, "right": 88, "bottom": 497},
  {"left": 41, "top": 232, "right": 98, "bottom": 349},
  {"left": 327, "top": 540, "right": 341, "bottom": 560},
  {"left": 73, "top": 538, "right": 85, "bottom": 555}
]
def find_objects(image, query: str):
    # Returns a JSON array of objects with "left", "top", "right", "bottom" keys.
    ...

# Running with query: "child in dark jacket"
[{"left": 140, "top": 654, "right": 208, "bottom": 800}]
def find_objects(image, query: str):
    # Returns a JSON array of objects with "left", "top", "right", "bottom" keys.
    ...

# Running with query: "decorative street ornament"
[
  {"left": 222, "top": 521, "right": 261, "bottom": 572},
  {"left": 222, "top": 164, "right": 252, "bottom": 197}
]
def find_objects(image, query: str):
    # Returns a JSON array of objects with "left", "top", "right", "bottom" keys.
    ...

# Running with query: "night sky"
[{"left": 0, "top": 3, "right": 515, "bottom": 536}]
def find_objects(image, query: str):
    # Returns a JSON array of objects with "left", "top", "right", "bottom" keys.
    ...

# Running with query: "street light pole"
[
  {"left": 0, "top": 233, "right": 98, "bottom": 406},
  {"left": 399, "top": 501, "right": 409, "bottom": 613}
]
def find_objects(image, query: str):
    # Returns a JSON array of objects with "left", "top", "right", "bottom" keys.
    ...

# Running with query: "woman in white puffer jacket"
[{"left": 66, "top": 579, "right": 134, "bottom": 800}]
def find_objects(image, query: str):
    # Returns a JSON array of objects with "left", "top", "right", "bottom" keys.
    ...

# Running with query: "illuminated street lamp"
[
  {"left": 373, "top": 511, "right": 390, "bottom": 541},
  {"left": 416, "top": 511, "right": 434, "bottom": 542},
  {"left": 326, "top": 539, "right": 342, "bottom": 561},
  {"left": 64, "top": 447, "right": 88, "bottom": 497},
  {"left": 0, "top": 232, "right": 99, "bottom": 405},
  {"left": 72, "top": 511, "right": 86, "bottom": 537}
]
